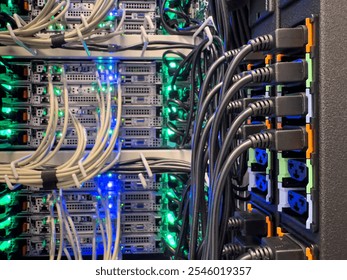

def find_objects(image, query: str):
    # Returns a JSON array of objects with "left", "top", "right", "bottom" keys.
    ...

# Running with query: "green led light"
[
  {"left": 166, "top": 189, "right": 177, "bottom": 199},
  {"left": 7, "top": 0, "right": 13, "bottom": 8},
  {"left": 1, "top": 84, "right": 12, "bottom": 91},
  {"left": 109, "top": 129, "right": 113, "bottom": 135},
  {"left": 56, "top": 132, "right": 63, "bottom": 138},
  {"left": 171, "top": 107, "right": 177, "bottom": 113},
  {"left": 48, "top": 25, "right": 54, "bottom": 31},
  {"left": 0, "top": 217, "right": 12, "bottom": 229},
  {"left": 54, "top": 87, "right": 61, "bottom": 96},
  {"left": 165, "top": 233, "right": 177, "bottom": 249},
  {"left": 167, "top": 129, "right": 175, "bottom": 136},
  {"left": 58, "top": 110, "right": 64, "bottom": 117},
  {"left": 169, "top": 175, "right": 176, "bottom": 181},
  {"left": 0, "top": 194, "right": 12, "bottom": 206},
  {"left": 169, "top": 62, "right": 177, "bottom": 69},
  {"left": 0, "top": 129, "right": 11, "bottom": 137},
  {"left": 1, "top": 107, "right": 12, "bottom": 114},
  {"left": 0, "top": 240, "right": 12, "bottom": 252},
  {"left": 166, "top": 212, "right": 176, "bottom": 225}
]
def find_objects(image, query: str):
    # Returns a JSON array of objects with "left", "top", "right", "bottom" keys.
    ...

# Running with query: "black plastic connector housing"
[
  {"left": 261, "top": 235, "right": 306, "bottom": 260},
  {"left": 268, "top": 128, "right": 308, "bottom": 151},
  {"left": 240, "top": 124, "right": 267, "bottom": 139},
  {"left": 272, "top": 93, "right": 307, "bottom": 117},
  {"left": 248, "top": 128, "right": 307, "bottom": 151},
  {"left": 270, "top": 60, "right": 308, "bottom": 84},
  {"left": 230, "top": 211, "right": 268, "bottom": 237},
  {"left": 271, "top": 26, "right": 308, "bottom": 51}
]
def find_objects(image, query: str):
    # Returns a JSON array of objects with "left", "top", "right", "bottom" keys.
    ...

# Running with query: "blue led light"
[
  {"left": 108, "top": 203, "right": 113, "bottom": 209},
  {"left": 107, "top": 181, "right": 113, "bottom": 188}
]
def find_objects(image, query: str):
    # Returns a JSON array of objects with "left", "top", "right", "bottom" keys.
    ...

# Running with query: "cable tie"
[
  {"left": 41, "top": 169, "right": 58, "bottom": 190},
  {"left": 6, "top": 23, "right": 37, "bottom": 56},
  {"left": 192, "top": 16, "right": 216, "bottom": 46},
  {"left": 138, "top": 173, "right": 148, "bottom": 189},
  {"left": 10, "top": 155, "right": 31, "bottom": 179},
  {"left": 4, "top": 175, "right": 20, "bottom": 190},
  {"left": 78, "top": 160, "right": 87, "bottom": 178},
  {"left": 72, "top": 174, "right": 82, "bottom": 189},
  {"left": 76, "top": 26, "right": 90, "bottom": 56},
  {"left": 140, "top": 153, "right": 153, "bottom": 178},
  {"left": 140, "top": 26, "right": 149, "bottom": 57},
  {"left": 202, "top": 26, "right": 213, "bottom": 50}
]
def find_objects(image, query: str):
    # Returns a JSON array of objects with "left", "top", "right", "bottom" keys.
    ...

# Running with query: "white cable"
[{"left": 111, "top": 191, "right": 122, "bottom": 260}]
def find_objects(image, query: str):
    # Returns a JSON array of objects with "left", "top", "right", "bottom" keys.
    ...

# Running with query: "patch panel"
[
  {"left": 95, "top": 173, "right": 178, "bottom": 191},
  {"left": 27, "top": 1, "right": 117, "bottom": 34},
  {"left": 121, "top": 233, "right": 162, "bottom": 254},
  {"left": 121, "top": 192, "right": 162, "bottom": 212},
  {"left": 21, "top": 214, "right": 101, "bottom": 236},
  {"left": 121, "top": 85, "right": 158, "bottom": 96},
  {"left": 22, "top": 234, "right": 103, "bottom": 257},
  {"left": 17, "top": 194, "right": 115, "bottom": 214},
  {"left": 122, "top": 95, "right": 163, "bottom": 106},
  {"left": 121, "top": 213, "right": 162, "bottom": 233},
  {"left": 118, "top": 1, "right": 157, "bottom": 11}
]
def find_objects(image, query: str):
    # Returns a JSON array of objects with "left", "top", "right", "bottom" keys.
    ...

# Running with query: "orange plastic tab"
[
  {"left": 23, "top": 89, "right": 28, "bottom": 99},
  {"left": 306, "top": 248, "right": 314, "bottom": 260},
  {"left": 23, "top": 112, "right": 28, "bottom": 121},
  {"left": 276, "top": 54, "right": 284, "bottom": 62},
  {"left": 24, "top": 1, "right": 29, "bottom": 11},
  {"left": 266, "top": 119, "right": 272, "bottom": 129},
  {"left": 266, "top": 216, "right": 273, "bottom": 237},
  {"left": 22, "top": 134, "right": 28, "bottom": 144},
  {"left": 265, "top": 55, "right": 272, "bottom": 65},
  {"left": 247, "top": 203, "right": 253, "bottom": 212},
  {"left": 277, "top": 122, "right": 282, "bottom": 129},
  {"left": 22, "top": 223, "right": 29, "bottom": 233},
  {"left": 276, "top": 227, "right": 284, "bottom": 237},
  {"left": 247, "top": 119, "right": 251, "bottom": 125},
  {"left": 23, "top": 67, "right": 28, "bottom": 77},
  {"left": 247, "top": 64, "right": 253, "bottom": 71},
  {"left": 22, "top": 201, "right": 29, "bottom": 211},
  {"left": 306, "top": 124, "right": 314, "bottom": 159},
  {"left": 22, "top": 245, "right": 27, "bottom": 257},
  {"left": 306, "top": 18, "right": 313, "bottom": 53}
]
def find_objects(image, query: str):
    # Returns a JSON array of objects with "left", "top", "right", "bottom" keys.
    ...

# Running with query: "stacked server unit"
[{"left": 0, "top": 0, "right": 194, "bottom": 259}]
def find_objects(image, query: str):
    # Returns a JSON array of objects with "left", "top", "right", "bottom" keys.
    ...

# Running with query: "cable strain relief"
[
  {"left": 225, "top": 48, "right": 241, "bottom": 59},
  {"left": 228, "top": 100, "right": 242, "bottom": 113},
  {"left": 247, "top": 246, "right": 274, "bottom": 260},
  {"left": 248, "top": 132, "right": 273, "bottom": 149},
  {"left": 250, "top": 67, "right": 273, "bottom": 83},
  {"left": 222, "top": 243, "right": 243, "bottom": 256},
  {"left": 249, "top": 99, "right": 274, "bottom": 116},
  {"left": 248, "top": 34, "right": 274, "bottom": 52},
  {"left": 227, "top": 217, "right": 242, "bottom": 229},
  {"left": 232, "top": 73, "right": 245, "bottom": 83}
]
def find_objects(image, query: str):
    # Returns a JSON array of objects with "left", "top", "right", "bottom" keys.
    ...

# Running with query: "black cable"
[
  {"left": 210, "top": 140, "right": 253, "bottom": 259},
  {"left": 209, "top": 74, "right": 253, "bottom": 180},
  {"left": 190, "top": 115, "right": 214, "bottom": 259}
]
